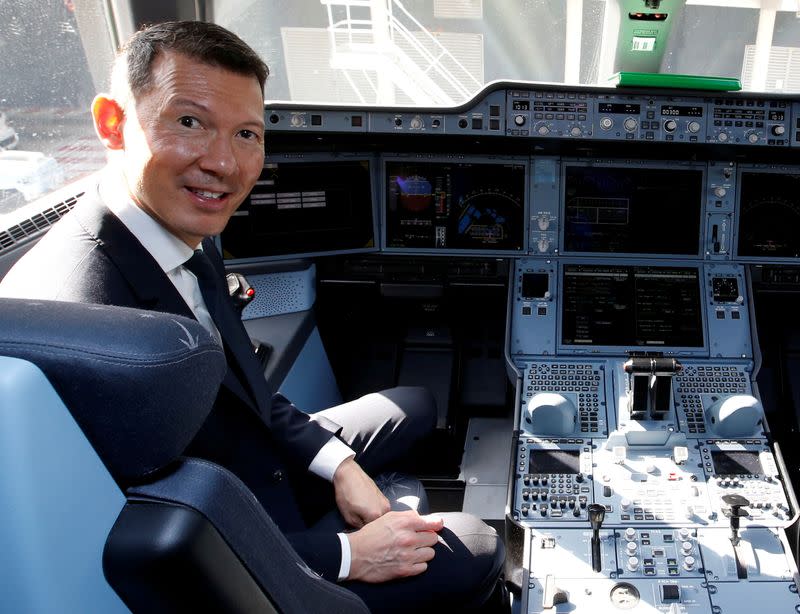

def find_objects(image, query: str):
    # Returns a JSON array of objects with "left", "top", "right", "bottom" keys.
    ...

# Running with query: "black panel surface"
[
  {"left": 563, "top": 165, "right": 703, "bottom": 255},
  {"left": 737, "top": 171, "right": 800, "bottom": 258},
  {"left": 385, "top": 161, "right": 525, "bottom": 251},
  {"left": 221, "top": 160, "right": 374, "bottom": 259},
  {"left": 561, "top": 265, "right": 703, "bottom": 347}
]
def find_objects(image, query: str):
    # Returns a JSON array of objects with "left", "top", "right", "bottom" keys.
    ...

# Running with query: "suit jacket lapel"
[{"left": 73, "top": 190, "right": 262, "bottom": 415}]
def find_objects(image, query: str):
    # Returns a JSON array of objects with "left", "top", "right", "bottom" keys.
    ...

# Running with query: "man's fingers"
[
  {"left": 412, "top": 514, "right": 445, "bottom": 532},
  {"left": 415, "top": 546, "right": 436, "bottom": 563},
  {"left": 408, "top": 562, "right": 428, "bottom": 576},
  {"left": 413, "top": 529, "right": 440, "bottom": 549}
]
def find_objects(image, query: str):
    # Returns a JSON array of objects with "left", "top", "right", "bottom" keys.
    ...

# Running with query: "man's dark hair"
[{"left": 115, "top": 20, "right": 268, "bottom": 98}]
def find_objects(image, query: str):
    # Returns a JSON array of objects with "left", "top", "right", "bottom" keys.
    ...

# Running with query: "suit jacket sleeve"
[
  {"left": 268, "top": 392, "right": 343, "bottom": 470},
  {"left": 287, "top": 530, "right": 343, "bottom": 581}
]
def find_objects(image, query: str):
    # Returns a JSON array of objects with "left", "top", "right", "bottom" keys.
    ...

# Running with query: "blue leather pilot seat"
[{"left": 0, "top": 298, "right": 371, "bottom": 614}]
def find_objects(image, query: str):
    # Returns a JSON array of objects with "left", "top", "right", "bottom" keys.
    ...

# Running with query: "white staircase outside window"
[{"left": 318, "top": 0, "right": 483, "bottom": 105}]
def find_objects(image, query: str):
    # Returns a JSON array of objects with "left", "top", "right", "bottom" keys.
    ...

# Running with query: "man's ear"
[{"left": 92, "top": 95, "right": 125, "bottom": 150}]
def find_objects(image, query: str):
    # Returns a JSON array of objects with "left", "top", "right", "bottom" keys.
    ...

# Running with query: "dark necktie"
[{"left": 184, "top": 249, "right": 270, "bottom": 416}]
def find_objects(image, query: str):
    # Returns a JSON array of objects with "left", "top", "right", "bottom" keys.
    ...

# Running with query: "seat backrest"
[
  {"left": 0, "top": 355, "right": 130, "bottom": 614},
  {"left": 0, "top": 298, "right": 369, "bottom": 614}
]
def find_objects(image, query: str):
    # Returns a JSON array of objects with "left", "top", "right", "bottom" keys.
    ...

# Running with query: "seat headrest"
[{"left": 0, "top": 298, "right": 226, "bottom": 483}]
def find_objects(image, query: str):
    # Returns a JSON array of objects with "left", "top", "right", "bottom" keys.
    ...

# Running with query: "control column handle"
[
  {"left": 588, "top": 503, "right": 606, "bottom": 573},
  {"left": 722, "top": 494, "right": 751, "bottom": 579}
]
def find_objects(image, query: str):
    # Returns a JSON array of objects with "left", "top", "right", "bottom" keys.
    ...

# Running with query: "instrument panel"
[{"left": 257, "top": 81, "right": 800, "bottom": 613}]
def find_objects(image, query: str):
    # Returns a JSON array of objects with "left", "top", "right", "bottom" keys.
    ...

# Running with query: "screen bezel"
[
  {"left": 556, "top": 259, "right": 709, "bottom": 357},
  {"left": 381, "top": 154, "right": 530, "bottom": 256},
  {"left": 558, "top": 159, "right": 706, "bottom": 259},
  {"left": 733, "top": 163, "right": 800, "bottom": 263},
  {"left": 220, "top": 152, "right": 380, "bottom": 263}
]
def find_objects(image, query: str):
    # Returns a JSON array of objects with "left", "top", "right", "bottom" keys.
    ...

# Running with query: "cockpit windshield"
[{"left": 212, "top": 0, "right": 800, "bottom": 105}]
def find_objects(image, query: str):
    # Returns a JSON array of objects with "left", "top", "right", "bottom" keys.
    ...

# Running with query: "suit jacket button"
[{"left": 272, "top": 469, "right": 284, "bottom": 482}]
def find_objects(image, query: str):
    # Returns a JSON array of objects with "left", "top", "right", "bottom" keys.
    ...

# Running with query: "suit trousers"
[{"left": 291, "top": 386, "right": 505, "bottom": 613}]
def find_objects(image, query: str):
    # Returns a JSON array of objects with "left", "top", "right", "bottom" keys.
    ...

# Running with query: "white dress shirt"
[{"left": 101, "top": 177, "right": 355, "bottom": 580}]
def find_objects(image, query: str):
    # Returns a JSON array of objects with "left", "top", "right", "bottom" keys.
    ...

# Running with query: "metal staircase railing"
[{"left": 321, "top": 0, "right": 481, "bottom": 105}]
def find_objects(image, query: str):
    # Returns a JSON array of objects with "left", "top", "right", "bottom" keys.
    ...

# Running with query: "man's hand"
[
  {"left": 333, "top": 457, "right": 391, "bottom": 528},
  {"left": 346, "top": 511, "right": 444, "bottom": 583}
]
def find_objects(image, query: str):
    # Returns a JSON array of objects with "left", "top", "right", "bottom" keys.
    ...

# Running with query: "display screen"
[
  {"left": 661, "top": 105, "right": 703, "bottom": 117},
  {"left": 711, "top": 451, "right": 763, "bottom": 475},
  {"left": 563, "top": 165, "right": 703, "bottom": 255},
  {"left": 598, "top": 102, "right": 641, "bottom": 114},
  {"left": 529, "top": 450, "right": 580, "bottom": 474},
  {"left": 385, "top": 161, "right": 525, "bottom": 251},
  {"left": 221, "top": 159, "right": 374, "bottom": 258},
  {"left": 562, "top": 265, "right": 704, "bottom": 347},
  {"left": 737, "top": 171, "right": 800, "bottom": 258}
]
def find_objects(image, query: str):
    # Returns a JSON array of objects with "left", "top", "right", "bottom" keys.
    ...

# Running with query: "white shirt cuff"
[
  {"left": 308, "top": 437, "right": 355, "bottom": 482},
  {"left": 337, "top": 532, "right": 352, "bottom": 581}
]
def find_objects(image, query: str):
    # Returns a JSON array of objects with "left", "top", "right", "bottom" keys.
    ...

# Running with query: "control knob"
[
  {"left": 664, "top": 119, "right": 678, "bottom": 133},
  {"left": 718, "top": 132, "right": 729, "bottom": 142},
  {"left": 627, "top": 556, "right": 639, "bottom": 572},
  {"left": 514, "top": 114, "right": 526, "bottom": 126},
  {"left": 625, "top": 541, "right": 638, "bottom": 555},
  {"left": 570, "top": 126, "right": 582, "bottom": 137},
  {"left": 713, "top": 186, "right": 727, "bottom": 198},
  {"left": 623, "top": 117, "right": 638, "bottom": 132},
  {"left": 290, "top": 114, "right": 305, "bottom": 128},
  {"left": 537, "top": 124, "right": 550, "bottom": 136},
  {"left": 681, "top": 541, "right": 693, "bottom": 555},
  {"left": 683, "top": 555, "right": 696, "bottom": 571},
  {"left": 747, "top": 131, "right": 759, "bottom": 144},
  {"left": 537, "top": 238, "right": 550, "bottom": 253},
  {"left": 688, "top": 120, "right": 701, "bottom": 133},
  {"left": 409, "top": 116, "right": 424, "bottom": 130},
  {"left": 624, "top": 527, "right": 637, "bottom": 541},
  {"left": 600, "top": 117, "right": 614, "bottom": 130},
  {"left": 537, "top": 214, "right": 550, "bottom": 231},
  {"left": 772, "top": 125, "right": 786, "bottom": 136}
]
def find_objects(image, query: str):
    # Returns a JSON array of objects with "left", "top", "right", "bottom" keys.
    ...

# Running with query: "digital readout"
[
  {"left": 598, "top": 102, "right": 641, "bottom": 114},
  {"left": 661, "top": 105, "right": 703, "bottom": 117},
  {"left": 513, "top": 100, "right": 530, "bottom": 111}
]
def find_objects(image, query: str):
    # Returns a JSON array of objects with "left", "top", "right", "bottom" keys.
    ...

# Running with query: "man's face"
[{"left": 119, "top": 50, "right": 265, "bottom": 247}]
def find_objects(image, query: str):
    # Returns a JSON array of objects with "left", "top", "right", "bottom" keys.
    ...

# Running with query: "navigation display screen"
[
  {"left": 385, "top": 161, "right": 525, "bottom": 251},
  {"left": 737, "top": 171, "right": 800, "bottom": 258},
  {"left": 562, "top": 265, "right": 704, "bottom": 347},
  {"left": 529, "top": 450, "right": 580, "bottom": 474},
  {"left": 711, "top": 451, "right": 763, "bottom": 476},
  {"left": 563, "top": 165, "right": 703, "bottom": 255},
  {"left": 220, "top": 159, "right": 375, "bottom": 259}
]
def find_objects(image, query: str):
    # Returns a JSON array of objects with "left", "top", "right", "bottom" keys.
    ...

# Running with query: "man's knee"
[
  {"left": 378, "top": 385, "right": 437, "bottom": 435},
  {"left": 437, "top": 512, "right": 505, "bottom": 604}
]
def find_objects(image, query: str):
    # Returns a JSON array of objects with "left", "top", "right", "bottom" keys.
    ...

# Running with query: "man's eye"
[
  {"left": 239, "top": 129, "right": 262, "bottom": 141},
  {"left": 179, "top": 116, "right": 200, "bottom": 128}
]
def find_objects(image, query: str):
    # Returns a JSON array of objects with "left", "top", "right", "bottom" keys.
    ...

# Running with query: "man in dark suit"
[{"left": 0, "top": 20, "right": 503, "bottom": 612}]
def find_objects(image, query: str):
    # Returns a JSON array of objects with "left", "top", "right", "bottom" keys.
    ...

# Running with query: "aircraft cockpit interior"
[
  {"left": 3, "top": 1, "right": 800, "bottom": 613},
  {"left": 224, "top": 83, "right": 800, "bottom": 612}
]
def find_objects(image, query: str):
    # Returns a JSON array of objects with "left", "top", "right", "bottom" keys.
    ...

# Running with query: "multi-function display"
[
  {"left": 737, "top": 171, "right": 800, "bottom": 258},
  {"left": 385, "top": 161, "right": 525, "bottom": 251},
  {"left": 562, "top": 265, "right": 704, "bottom": 347},
  {"left": 221, "top": 159, "right": 375, "bottom": 259},
  {"left": 711, "top": 451, "right": 763, "bottom": 476},
  {"left": 529, "top": 450, "right": 581, "bottom": 475},
  {"left": 563, "top": 165, "right": 704, "bottom": 255}
]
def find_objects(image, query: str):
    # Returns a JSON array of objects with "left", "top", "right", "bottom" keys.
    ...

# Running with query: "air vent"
[
  {"left": 742, "top": 45, "right": 800, "bottom": 92},
  {"left": 0, "top": 192, "right": 83, "bottom": 255},
  {"left": 434, "top": 0, "right": 482, "bottom": 19}
]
